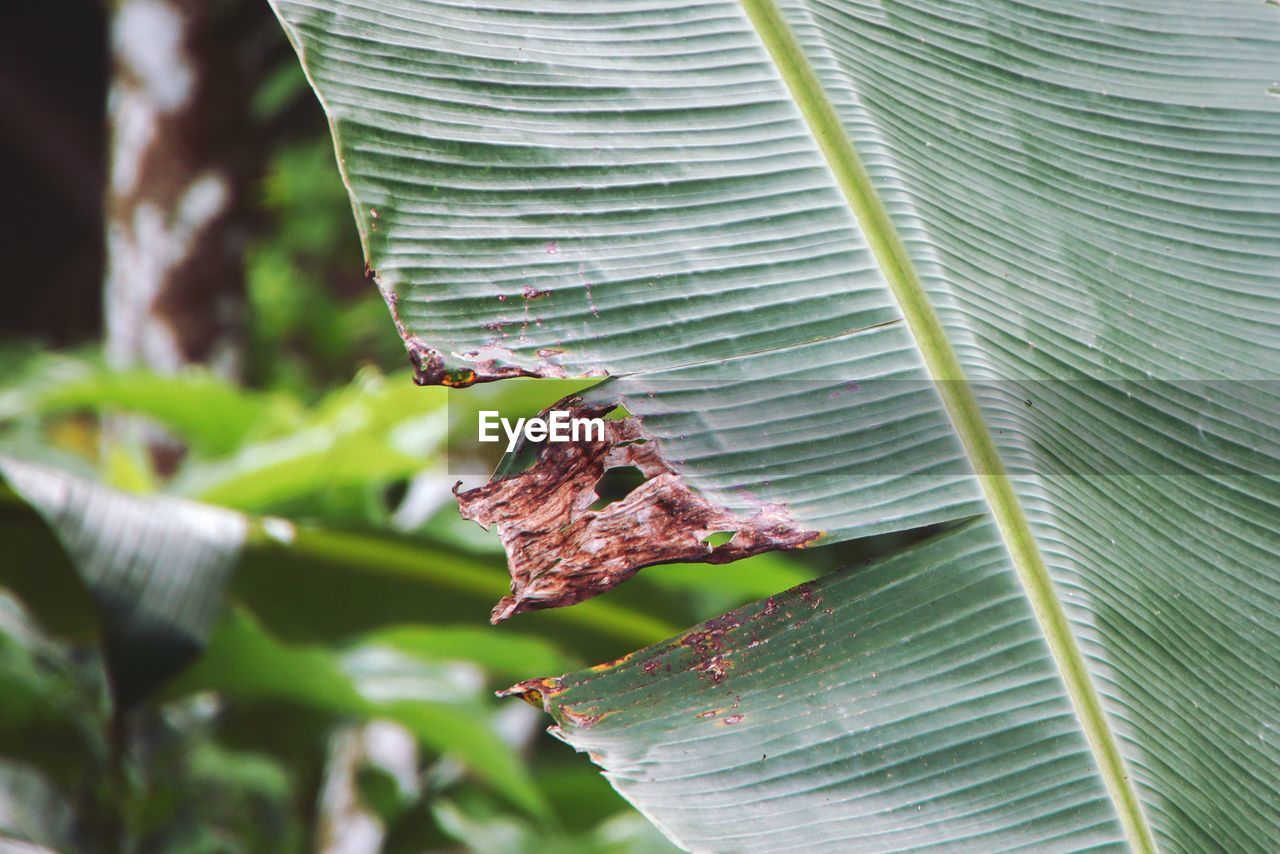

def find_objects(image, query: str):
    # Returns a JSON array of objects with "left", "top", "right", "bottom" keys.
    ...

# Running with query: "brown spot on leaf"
[
  {"left": 457, "top": 400, "right": 819, "bottom": 622},
  {"left": 380, "top": 290, "right": 567, "bottom": 387},
  {"left": 590, "top": 652, "right": 636, "bottom": 672},
  {"left": 694, "top": 655, "right": 732, "bottom": 683},
  {"left": 496, "top": 676, "right": 565, "bottom": 712},
  {"left": 559, "top": 704, "right": 610, "bottom": 729}
]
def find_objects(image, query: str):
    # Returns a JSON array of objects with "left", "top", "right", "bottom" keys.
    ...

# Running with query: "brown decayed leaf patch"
[{"left": 456, "top": 400, "right": 819, "bottom": 623}]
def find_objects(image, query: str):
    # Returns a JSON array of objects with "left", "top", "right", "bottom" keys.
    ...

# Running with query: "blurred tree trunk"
[
  {"left": 0, "top": 2, "right": 107, "bottom": 345},
  {"left": 317, "top": 721, "right": 420, "bottom": 854},
  {"left": 104, "top": 0, "right": 278, "bottom": 380}
]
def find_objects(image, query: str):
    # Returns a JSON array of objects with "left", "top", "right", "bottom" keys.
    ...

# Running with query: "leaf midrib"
[{"left": 736, "top": 1, "right": 1154, "bottom": 850}]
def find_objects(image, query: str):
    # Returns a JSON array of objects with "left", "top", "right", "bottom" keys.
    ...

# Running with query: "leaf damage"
[
  {"left": 381, "top": 289, "right": 580, "bottom": 388},
  {"left": 456, "top": 399, "right": 819, "bottom": 623},
  {"left": 497, "top": 676, "right": 565, "bottom": 712},
  {"left": 496, "top": 573, "right": 839, "bottom": 731}
]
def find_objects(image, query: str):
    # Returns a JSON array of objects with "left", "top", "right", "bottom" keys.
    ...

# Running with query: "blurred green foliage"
[{"left": 245, "top": 139, "right": 405, "bottom": 398}]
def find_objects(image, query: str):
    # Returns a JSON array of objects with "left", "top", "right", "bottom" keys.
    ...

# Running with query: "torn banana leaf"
[{"left": 273, "top": 0, "right": 1280, "bottom": 850}]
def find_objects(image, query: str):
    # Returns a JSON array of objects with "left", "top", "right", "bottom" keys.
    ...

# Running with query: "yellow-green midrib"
[{"left": 734, "top": 0, "right": 1155, "bottom": 850}]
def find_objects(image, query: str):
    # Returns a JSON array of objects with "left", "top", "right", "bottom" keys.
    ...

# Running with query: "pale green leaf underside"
[{"left": 271, "top": 0, "right": 1280, "bottom": 850}]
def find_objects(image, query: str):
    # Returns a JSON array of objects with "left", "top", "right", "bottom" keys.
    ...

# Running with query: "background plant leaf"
[{"left": 0, "top": 458, "right": 246, "bottom": 709}]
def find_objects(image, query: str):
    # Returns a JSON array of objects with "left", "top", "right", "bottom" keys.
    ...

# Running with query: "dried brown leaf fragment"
[{"left": 456, "top": 399, "right": 819, "bottom": 623}]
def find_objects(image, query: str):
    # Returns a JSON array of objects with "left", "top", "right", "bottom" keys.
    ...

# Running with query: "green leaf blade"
[
  {"left": 526, "top": 521, "right": 1125, "bottom": 851},
  {"left": 270, "top": 0, "right": 910, "bottom": 378}
]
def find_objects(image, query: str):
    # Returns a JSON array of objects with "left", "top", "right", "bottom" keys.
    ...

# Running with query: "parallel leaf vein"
[{"left": 735, "top": 1, "right": 1155, "bottom": 850}]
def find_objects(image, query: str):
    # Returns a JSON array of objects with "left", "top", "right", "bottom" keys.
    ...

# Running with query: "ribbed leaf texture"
[{"left": 271, "top": 1, "right": 1280, "bottom": 850}]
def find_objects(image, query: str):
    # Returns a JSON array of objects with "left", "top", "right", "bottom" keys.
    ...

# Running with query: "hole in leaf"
[
  {"left": 702, "top": 531, "right": 736, "bottom": 548},
  {"left": 588, "top": 465, "right": 647, "bottom": 512}
]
